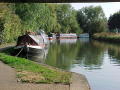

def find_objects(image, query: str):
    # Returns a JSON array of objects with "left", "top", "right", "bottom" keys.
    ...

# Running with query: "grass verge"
[{"left": 0, "top": 53, "right": 71, "bottom": 84}]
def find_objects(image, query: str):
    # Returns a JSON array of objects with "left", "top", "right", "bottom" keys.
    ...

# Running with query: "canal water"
[{"left": 28, "top": 38, "right": 120, "bottom": 90}]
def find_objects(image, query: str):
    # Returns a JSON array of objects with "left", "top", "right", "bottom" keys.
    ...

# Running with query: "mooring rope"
[{"left": 15, "top": 48, "right": 24, "bottom": 56}]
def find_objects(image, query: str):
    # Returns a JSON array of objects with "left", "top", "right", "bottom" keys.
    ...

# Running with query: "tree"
[
  {"left": 108, "top": 11, "right": 120, "bottom": 33},
  {"left": 15, "top": 3, "right": 51, "bottom": 33},
  {"left": 0, "top": 3, "right": 22, "bottom": 43},
  {"left": 14, "top": 3, "right": 62, "bottom": 33},
  {"left": 77, "top": 6, "right": 107, "bottom": 36},
  {"left": 56, "top": 4, "right": 82, "bottom": 33},
  {"left": 45, "top": 4, "right": 61, "bottom": 33}
]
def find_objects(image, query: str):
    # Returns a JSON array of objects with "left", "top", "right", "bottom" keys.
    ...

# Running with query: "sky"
[{"left": 71, "top": 2, "right": 120, "bottom": 19}]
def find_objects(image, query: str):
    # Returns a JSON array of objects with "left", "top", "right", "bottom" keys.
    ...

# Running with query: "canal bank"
[
  {"left": 93, "top": 32, "right": 120, "bottom": 43},
  {"left": 0, "top": 43, "right": 16, "bottom": 51},
  {"left": 0, "top": 45, "right": 90, "bottom": 90}
]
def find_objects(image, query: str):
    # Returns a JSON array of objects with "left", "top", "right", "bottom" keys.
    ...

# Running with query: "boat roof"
[
  {"left": 60, "top": 33, "right": 77, "bottom": 36},
  {"left": 29, "top": 35, "right": 44, "bottom": 44}
]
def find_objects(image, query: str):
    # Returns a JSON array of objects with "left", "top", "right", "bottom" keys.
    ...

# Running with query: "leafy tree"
[
  {"left": 15, "top": 3, "right": 50, "bottom": 33},
  {"left": 56, "top": 4, "right": 81, "bottom": 33},
  {"left": 77, "top": 6, "right": 107, "bottom": 36},
  {"left": 45, "top": 4, "right": 61, "bottom": 33},
  {"left": 14, "top": 3, "right": 62, "bottom": 33},
  {"left": 0, "top": 3, "right": 22, "bottom": 43},
  {"left": 108, "top": 11, "right": 120, "bottom": 33}
]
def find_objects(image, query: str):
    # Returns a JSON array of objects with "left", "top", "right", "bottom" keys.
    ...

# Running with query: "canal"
[{"left": 28, "top": 38, "right": 120, "bottom": 90}]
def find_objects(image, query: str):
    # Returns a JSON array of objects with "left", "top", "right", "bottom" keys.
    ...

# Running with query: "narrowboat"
[
  {"left": 14, "top": 30, "right": 48, "bottom": 55},
  {"left": 56, "top": 33, "right": 77, "bottom": 39},
  {"left": 78, "top": 33, "right": 89, "bottom": 38}
]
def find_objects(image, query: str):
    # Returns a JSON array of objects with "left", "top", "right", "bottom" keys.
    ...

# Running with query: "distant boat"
[
  {"left": 78, "top": 33, "right": 89, "bottom": 38},
  {"left": 15, "top": 30, "right": 48, "bottom": 55},
  {"left": 57, "top": 33, "right": 77, "bottom": 39}
]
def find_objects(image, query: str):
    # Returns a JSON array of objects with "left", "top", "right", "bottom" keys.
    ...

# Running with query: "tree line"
[{"left": 0, "top": 3, "right": 109, "bottom": 43}]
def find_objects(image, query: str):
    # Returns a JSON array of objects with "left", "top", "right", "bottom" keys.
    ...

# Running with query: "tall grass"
[{"left": 93, "top": 32, "right": 120, "bottom": 42}]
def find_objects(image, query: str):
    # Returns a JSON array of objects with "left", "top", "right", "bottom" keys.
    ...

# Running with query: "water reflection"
[
  {"left": 107, "top": 44, "right": 120, "bottom": 65},
  {"left": 59, "top": 39, "right": 77, "bottom": 44},
  {"left": 92, "top": 41, "right": 120, "bottom": 65},
  {"left": 75, "top": 39, "right": 105, "bottom": 70},
  {"left": 44, "top": 39, "right": 106, "bottom": 70},
  {"left": 45, "top": 39, "right": 80, "bottom": 70}
]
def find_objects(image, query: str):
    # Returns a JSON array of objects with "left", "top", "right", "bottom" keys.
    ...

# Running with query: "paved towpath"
[{"left": 0, "top": 61, "right": 17, "bottom": 84}]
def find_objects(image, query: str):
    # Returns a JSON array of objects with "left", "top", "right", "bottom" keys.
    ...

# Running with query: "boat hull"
[
  {"left": 14, "top": 45, "right": 46, "bottom": 56},
  {"left": 27, "top": 47, "right": 44, "bottom": 55}
]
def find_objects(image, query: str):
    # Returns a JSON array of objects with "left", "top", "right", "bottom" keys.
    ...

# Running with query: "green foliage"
[
  {"left": 45, "top": 4, "right": 61, "bottom": 33},
  {"left": 77, "top": 6, "right": 107, "bottom": 36},
  {"left": 56, "top": 4, "right": 81, "bottom": 33},
  {"left": 15, "top": 3, "right": 50, "bottom": 33},
  {"left": 0, "top": 3, "right": 22, "bottom": 43},
  {"left": 3, "top": 13, "right": 22, "bottom": 42},
  {"left": 14, "top": 3, "right": 81, "bottom": 34},
  {"left": 0, "top": 52, "right": 71, "bottom": 84}
]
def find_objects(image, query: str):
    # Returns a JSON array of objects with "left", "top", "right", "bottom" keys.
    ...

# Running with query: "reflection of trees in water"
[
  {"left": 45, "top": 39, "right": 120, "bottom": 70},
  {"left": 45, "top": 39, "right": 109, "bottom": 70},
  {"left": 92, "top": 40, "right": 120, "bottom": 65},
  {"left": 45, "top": 40, "right": 80, "bottom": 70},
  {"left": 75, "top": 40, "right": 105, "bottom": 70},
  {"left": 106, "top": 44, "right": 120, "bottom": 64},
  {"left": 108, "top": 49, "right": 120, "bottom": 63}
]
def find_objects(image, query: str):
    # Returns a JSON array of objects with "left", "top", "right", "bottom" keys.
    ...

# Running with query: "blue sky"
[{"left": 71, "top": 2, "right": 120, "bottom": 19}]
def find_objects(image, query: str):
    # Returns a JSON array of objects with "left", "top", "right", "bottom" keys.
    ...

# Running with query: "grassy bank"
[
  {"left": 0, "top": 53, "right": 71, "bottom": 84},
  {"left": 93, "top": 32, "right": 120, "bottom": 43}
]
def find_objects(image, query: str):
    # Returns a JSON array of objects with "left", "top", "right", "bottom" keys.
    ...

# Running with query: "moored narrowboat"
[
  {"left": 15, "top": 30, "right": 48, "bottom": 55},
  {"left": 78, "top": 33, "right": 89, "bottom": 38},
  {"left": 56, "top": 33, "right": 77, "bottom": 39}
]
